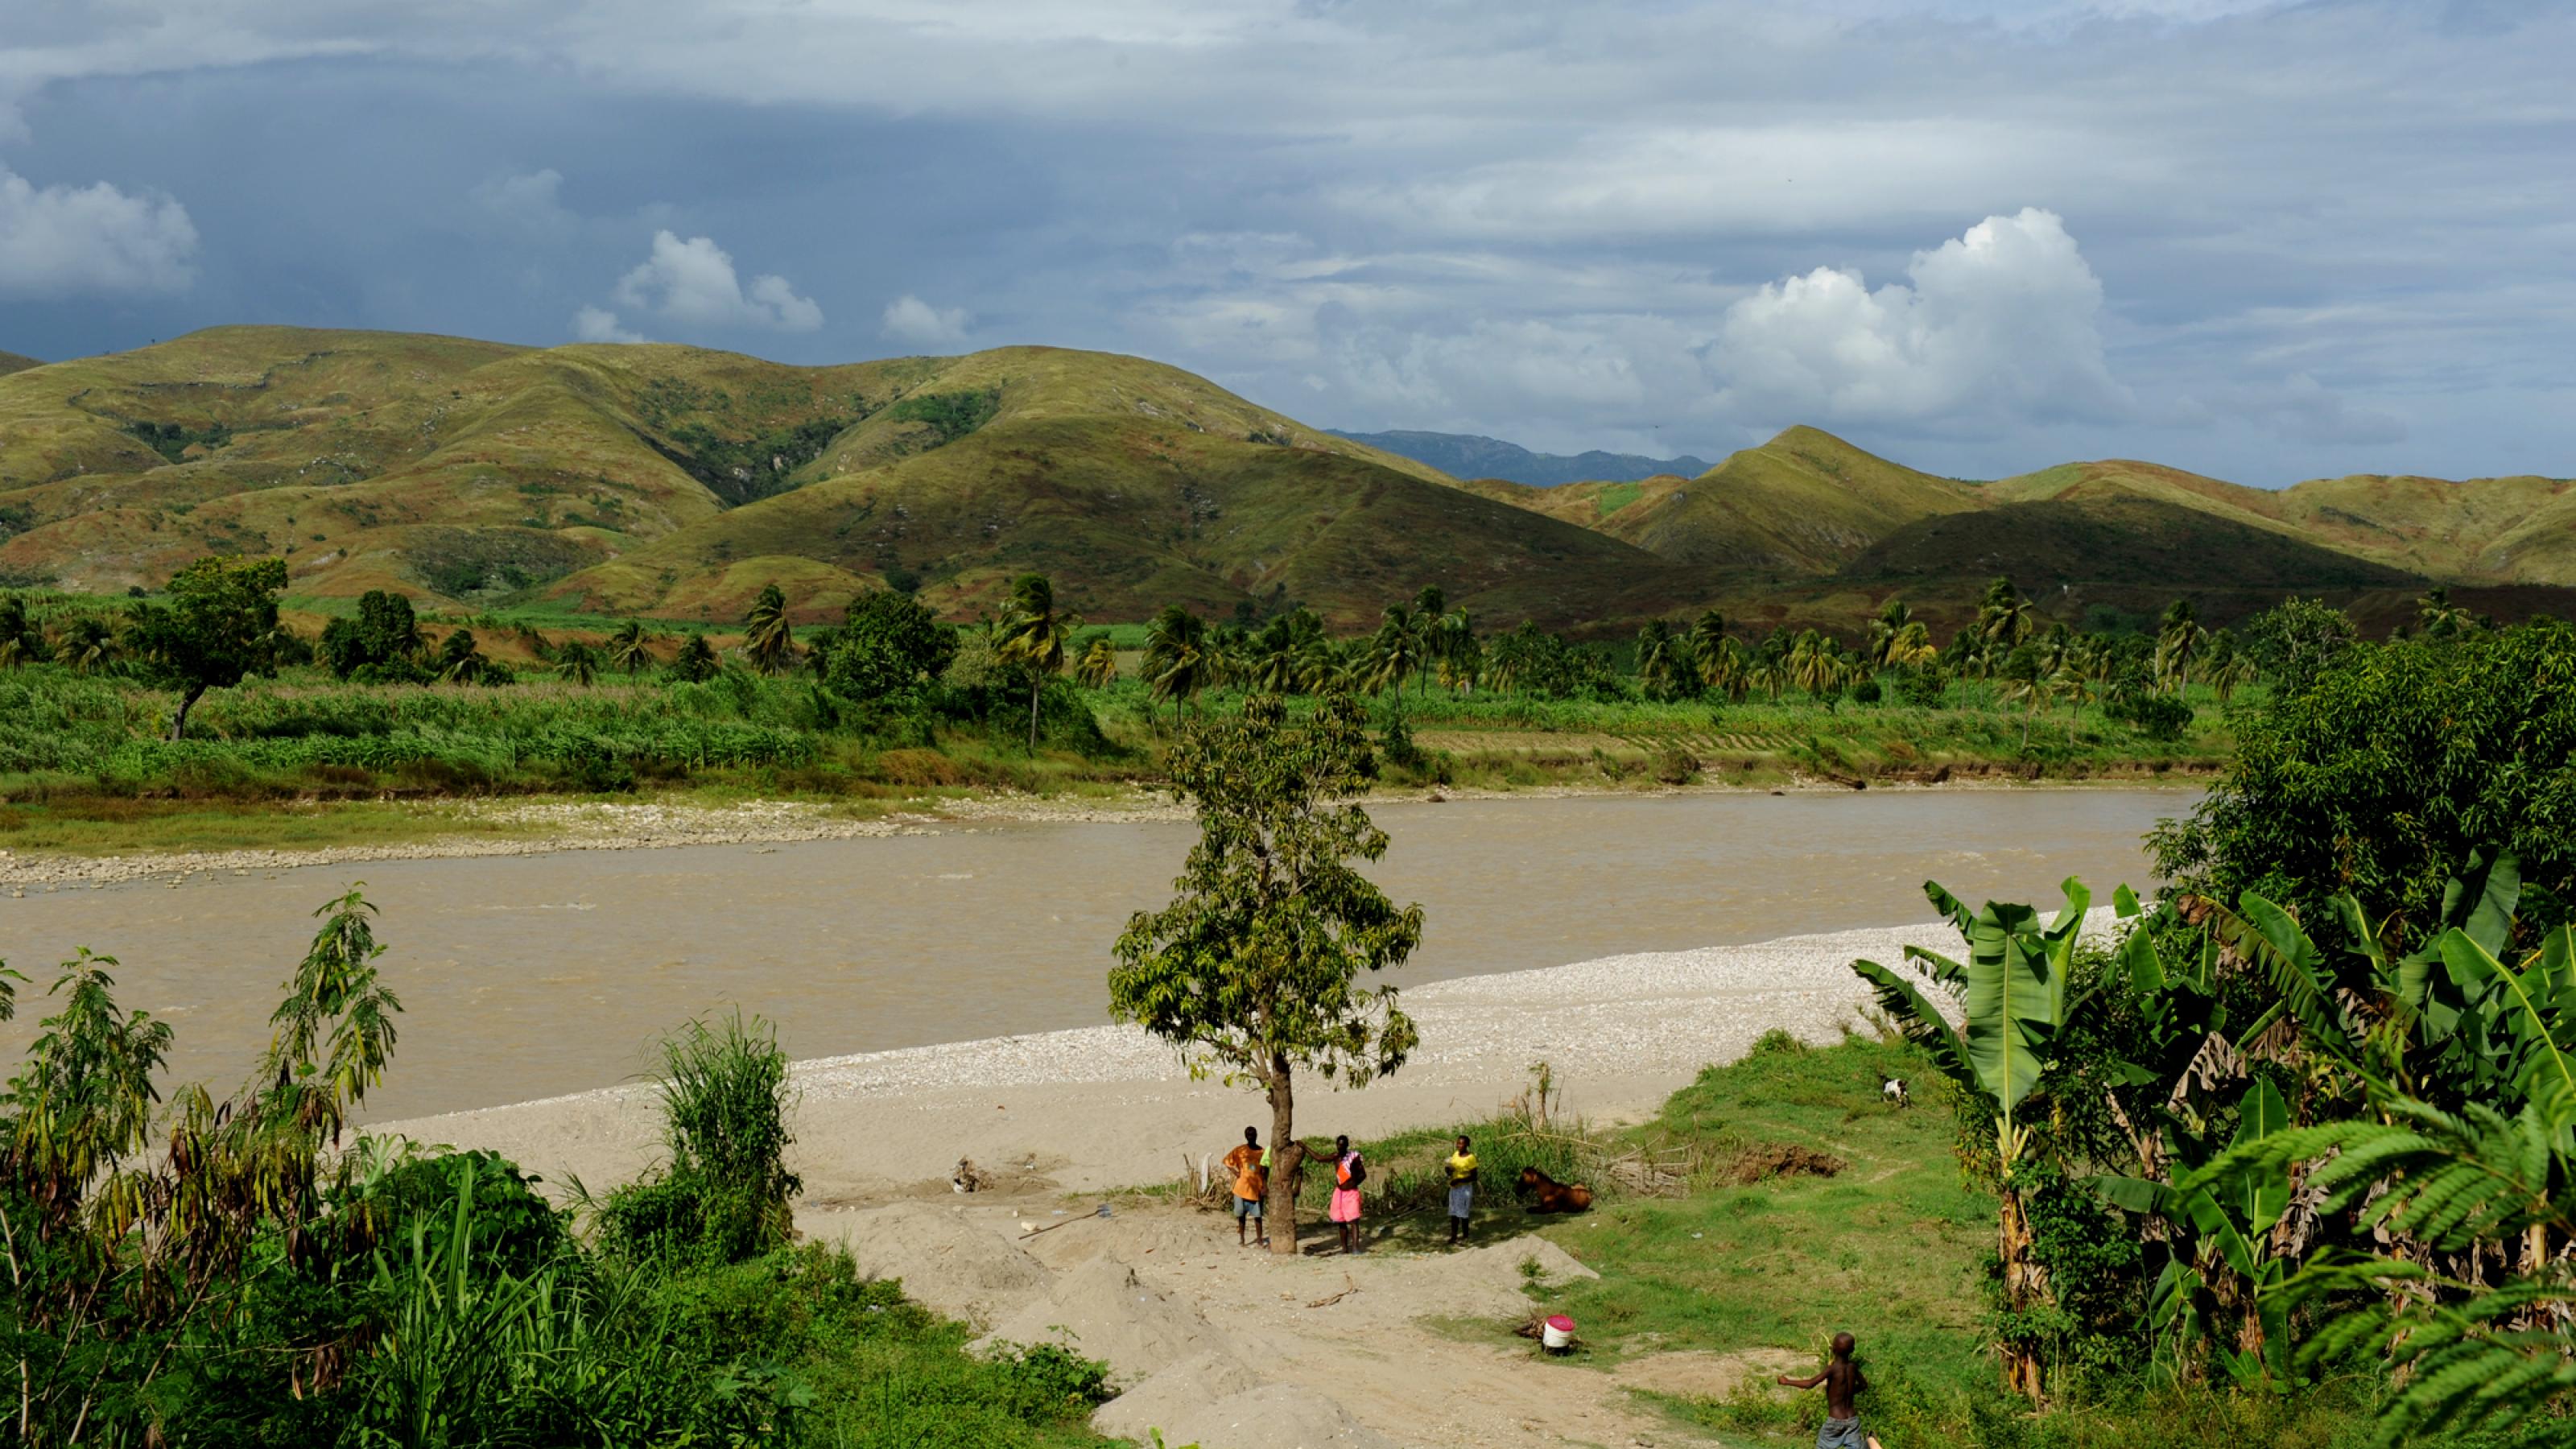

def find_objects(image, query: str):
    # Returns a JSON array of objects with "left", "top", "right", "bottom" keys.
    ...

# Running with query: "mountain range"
[
  {"left": 1327, "top": 430, "right": 1710, "bottom": 488},
  {"left": 2, "top": 326, "right": 2569, "bottom": 635}
]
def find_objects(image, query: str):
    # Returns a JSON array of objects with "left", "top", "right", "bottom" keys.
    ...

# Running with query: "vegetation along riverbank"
[{"left": 0, "top": 563, "right": 2314, "bottom": 858}]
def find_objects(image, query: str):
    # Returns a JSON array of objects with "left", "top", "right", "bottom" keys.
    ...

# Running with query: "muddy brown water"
[{"left": 0, "top": 788, "right": 2194, "bottom": 1120}]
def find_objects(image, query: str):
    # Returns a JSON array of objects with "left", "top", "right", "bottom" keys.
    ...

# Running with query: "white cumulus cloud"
[
  {"left": 606, "top": 229, "right": 822, "bottom": 332},
  {"left": 571, "top": 305, "right": 649, "bottom": 343},
  {"left": 880, "top": 293, "right": 972, "bottom": 346},
  {"left": 0, "top": 162, "right": 197, "bottom": 298},
  {"left": 1712, "top": 207, "right": 2131, "bottom": 428}
]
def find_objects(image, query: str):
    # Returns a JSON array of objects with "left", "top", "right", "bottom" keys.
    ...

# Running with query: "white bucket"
[{"left": 1541, "top": 1315, "right": 1575, "bottom": 1350}]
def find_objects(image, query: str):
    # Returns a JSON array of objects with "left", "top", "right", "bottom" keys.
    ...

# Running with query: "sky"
[{"left": 0, "top": 0, "right": 2569, "bottom": 485}]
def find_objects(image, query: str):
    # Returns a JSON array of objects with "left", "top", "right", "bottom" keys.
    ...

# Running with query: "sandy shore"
[{"left": 374, "top": 913, "right": 2042, "bottom": 1204}]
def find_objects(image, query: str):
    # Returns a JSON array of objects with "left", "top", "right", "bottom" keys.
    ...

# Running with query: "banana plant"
[
  {"left": 2098, "top": 1077, "right": 2299, "bottom": 1388},
  {"left": 1853, "top": 876, "right": 2100, "bottom": 1400}
]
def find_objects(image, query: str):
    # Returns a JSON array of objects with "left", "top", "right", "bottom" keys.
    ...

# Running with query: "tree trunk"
[
  {"left": 1265, "top": 1058, "right": 1302, "bottom": 1256},
  {"left": 1027, "top": 678, "right": 1042, "bottom": 752},
  {"left": 2000, "top": 1183, "right": 2046, "bottom": 1402},
  {"left": 170, "top": 684, "right": 204, "bottom": 741}
]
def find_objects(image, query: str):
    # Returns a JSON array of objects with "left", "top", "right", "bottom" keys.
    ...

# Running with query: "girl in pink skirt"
[{"left": 1327, "top": 1134, "right": 1366, "bottom": 1253}]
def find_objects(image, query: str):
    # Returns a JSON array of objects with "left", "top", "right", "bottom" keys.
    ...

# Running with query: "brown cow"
[{"left": 1518, "top": 1166, "right": 1594, "bottom": 1213}]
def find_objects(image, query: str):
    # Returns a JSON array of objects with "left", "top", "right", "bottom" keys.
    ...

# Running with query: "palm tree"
[
  {"left": 1432, "top": 608, "right": 1476, "bottom": 694},
  {"left": 1979, "top": 576, "right": 2034, "bottom": 651},
  {"left": 2416, "top": 585, "right": 2473, "bottom": 639},
  {"left": 1868, "top": 600, "right": 1913, "bottom": 667},
  {"left": 1072, "top": 634, "right": 1118, "bottom": 688},
  {"left": 2204, "top": 629, "right": 2256, "bottom": 704},
  {"left": 1748, "top": 658, "right": 1785, "bottom": 704},
  {"left": 741, "top": 584, "right": 798, "bottom": 675},
  {"left": 1635, "top": 620, "right": 1681, "bottom": 700},
  {"left": 437, "top": 627, "right": 487, "bottom": 683},
  {"left": 2154, "top": 600, "right": 2206, "bottom": 693},
  {"left": 1786, "top": 630, "right": 1847, "bottom": 700},
  {"left": 1368, "top": 606, "right": 1422, "bottom": 705},
  {"left": 55, "top": 615, "right": 122, "bottom": 674},
  {"left": 1141, "top": 605, "right": 1213, "bottom": 727},
  {"left": 555, "top": 641, "right": 603, "bottom": 686},
  {"left": 609, "top": 620, "right": 657, "bottom": 675},
  {"left": 995, "top": 573, "right": 1080, "bottom": 750}
]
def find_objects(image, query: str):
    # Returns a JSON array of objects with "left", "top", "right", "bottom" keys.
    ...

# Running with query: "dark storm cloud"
[{"left": 1, "top": 0, "right": 2570, "bottom": 484}]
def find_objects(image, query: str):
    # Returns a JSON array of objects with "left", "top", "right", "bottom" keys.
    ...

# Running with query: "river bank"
[
  {"left": 0, "top": 771, "right": 2196, "bottom": 888},
  {"left": 378, "top": 913, "right": 2025, "bottom": 1205},
  {"left": 0, "top": 788, "right": 2184, "bottom": 1119}
]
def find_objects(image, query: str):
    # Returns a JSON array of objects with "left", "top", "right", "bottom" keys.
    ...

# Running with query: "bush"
[
  {"left": 340, "top": 1147, "right": 572, "bottom": 1282},
  {"left": 600, "top": 1013, "right": 802, "bottom": 1268},
  {"left": 1894, "top": 666, "right": 1946, "bottom": 708},
  {"left": 2103, "top": 687, "right": 2191, "bottom": 741}
]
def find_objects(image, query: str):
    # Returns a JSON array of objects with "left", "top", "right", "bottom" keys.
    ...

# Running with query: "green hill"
[
  {"left": 1843, "top": 491, "right": 2421, "bottom": 590},
  {"left": 2, "top": 325, "right": 2570, "bottom": 630},
  {"left": 1521, "top": 426, "right": 1984, "bottom": 573},
  {"left": 0, "top": 328, "right": 1690, "bottom": 626},
  {"left": 0, "top": 349, "right": 42, "bottom": 378}
]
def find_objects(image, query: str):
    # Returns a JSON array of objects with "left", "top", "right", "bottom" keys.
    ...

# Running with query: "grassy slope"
[
  {"left": 1502, "top": 1040, "right": 2383, "bottom": 1448},
  {"left": 543, "top": 347, "right": 1694, "bottom": 629},
  {"left": 6, "top": 324, "right": 2574, "bottom": 629},
  {"left": 2272, "top": 471, "right": 2576, "bottom": 585},
  {"left": 1551, "top": 427, "right": 1984, "bottom": 573},
  {"left": 0, "top": 349, "right": 43, "bottom": 377},
  {"left": 1840, "top": 492, "right": 2422, "bottom": 592}
]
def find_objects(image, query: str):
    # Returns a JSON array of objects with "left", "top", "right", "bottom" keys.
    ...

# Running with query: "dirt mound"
[
  {"left": 1719, "top": 1142, "right": 1847, "bottom": 1185},
  {"left": 1131, "top": 1382, "right": 1398, "bottom": 1449},
  {"left": 1484, "top": 1237, "right": 1600, "bottom": 1287},
  {"left": 1092, "top": 1348, "right": 1265, "bottom": 1443},
  {"left": 979, "top": 1250, "right": 1216, "bottom": 1383},
  {"left": 798, "top": 1202, "right": 1050, "bottom": 1327}
]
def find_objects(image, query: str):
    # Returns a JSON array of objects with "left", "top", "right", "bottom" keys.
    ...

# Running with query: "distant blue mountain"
[{"left": 1330, "top": 429, "right": 1711, "bottom": 488}]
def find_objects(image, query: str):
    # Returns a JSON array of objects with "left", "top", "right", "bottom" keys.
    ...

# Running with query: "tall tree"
[
  {"left": 609, "top": 619, "right": 658, "bottom": 675},
  {"left": 994, "top": 573, "right": 1080, "bottom": 750},
  {"left": 1141, "top": 605, "right": 1214, "bottom": 728},
  {"left": 126, "top": 555, "right": 289, "bottom": 740},
  {"left": 741, "top": 584, "right": 798, "bottom": 675},
  {"left": 671, "top": 632, "right": 720, "bottom": 683},
  {"left": 2155, "top": 599, "right": 2207, "bottom": 692},
  {"left": 1979, "top": 576, "right": 2034, "bottom": 650},
  {"left": 1072, "top": 634, "right": 1119, "bottom": 688},
  {"left": 1108, "top": 693, "right": 1423, "bottom": 1256}
]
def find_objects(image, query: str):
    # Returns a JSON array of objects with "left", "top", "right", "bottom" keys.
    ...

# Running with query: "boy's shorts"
[
  {"left": 1817, "top": 1418, "right": 1865, "bottom": 1449},
  {"left": 1232, "top": 1195, "right": 1263, "bottom": 1219}
]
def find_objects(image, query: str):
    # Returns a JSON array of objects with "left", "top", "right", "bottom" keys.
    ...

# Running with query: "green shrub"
[{"left": 601, "top": 1013, "right": 802, "bottom": 1267}]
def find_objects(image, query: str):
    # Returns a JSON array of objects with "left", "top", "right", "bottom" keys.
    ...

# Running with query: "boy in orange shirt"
[{"left": 1221, "top": 1125, "right": 1269, "bottom": 1248}]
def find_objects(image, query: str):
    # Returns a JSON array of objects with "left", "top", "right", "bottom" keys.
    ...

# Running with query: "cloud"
[
  {"left": 471, "top": 167, "right": 576, "bottom": 238},
  {"left": 0, "top": 162, "right": 196, "bottom": 297},
  {"left": 571, "top": 305, "right": 648, "bottom": 343},
  {"left": 606, "top": 229, "right": 822, "bottom": 332},
  {"left": 880, "top": 293, "right": 972, "bottom": 346},
  {"left": 2201, "top": 372, "right": 2408, "bottom": 446},
  {"left": 1711, "top": 208, "right": 2131, "bottom": 428}
]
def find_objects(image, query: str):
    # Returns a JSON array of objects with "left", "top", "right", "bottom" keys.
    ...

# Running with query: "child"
[
  {"left": 1327, "top": 1134, "right": 1366, "bottom": 1253},
  {"left": 1445, "top": 1134, "right": 1478, "bottom": 1245},
  {"left": 1221, "top": 1125, "right": 1268, "bottom": 1248},
  {"left": 1777, "top": 1333, "right": 1879, "bottom": 1449}
]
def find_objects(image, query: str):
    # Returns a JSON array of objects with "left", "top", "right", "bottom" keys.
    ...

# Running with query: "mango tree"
[{"left": 1109, "top": 692, "right": 1422, "bottom": 1253}]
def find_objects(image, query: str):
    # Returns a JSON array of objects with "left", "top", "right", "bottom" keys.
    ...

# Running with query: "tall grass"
[{"left": 597, "top": 1013, "right": 803, "bottom": 1267}]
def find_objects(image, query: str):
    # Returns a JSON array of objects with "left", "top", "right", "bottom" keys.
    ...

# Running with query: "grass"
[{"left": 1469, "top": 1038, "right": 2565, "bottom": 1449}]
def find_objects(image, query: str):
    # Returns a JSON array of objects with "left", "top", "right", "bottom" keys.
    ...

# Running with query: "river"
[{"left": 0, "top": 787, "right": 2194, "bottom": 1120}]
